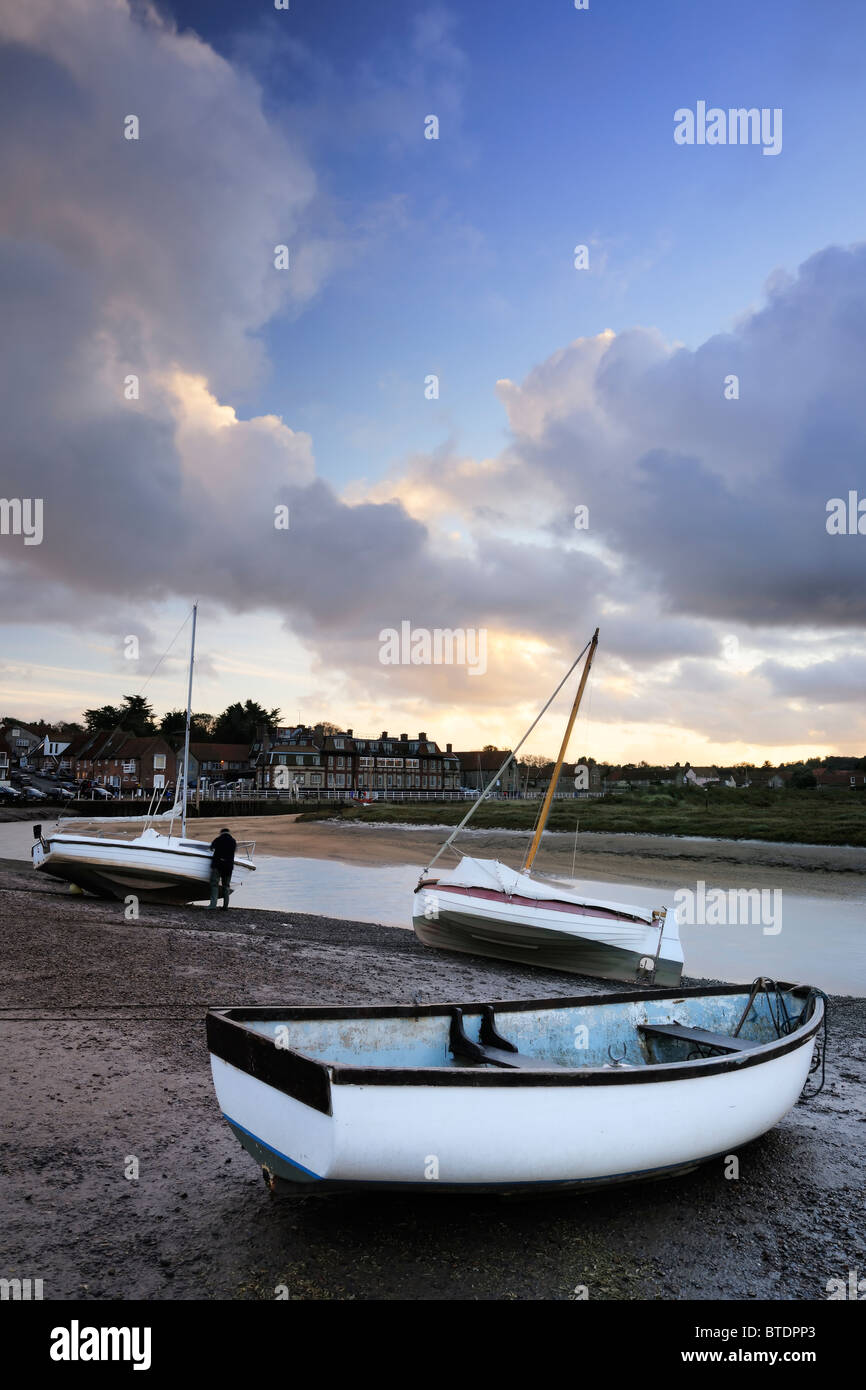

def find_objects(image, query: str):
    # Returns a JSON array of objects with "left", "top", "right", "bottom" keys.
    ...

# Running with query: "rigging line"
[
  {"left": 133, "top": 607, "right": 194, "bottom": 700},
  {"left": 423, "top": 634, "right": 593, "bottom": 877},
  {"left": 571, "top": 664, "right": 594, "bottom": 867}
]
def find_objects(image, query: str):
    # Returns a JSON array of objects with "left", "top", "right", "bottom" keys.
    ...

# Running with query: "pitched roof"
[
  {"left": 112, "top": 735, "right": 173, "bottom": 758},
  {"left": 453, "top": 750, "right": 515, "bottom": 771},
  {"left": 189, "top": 743, "right": 250, "bottom": 761}
]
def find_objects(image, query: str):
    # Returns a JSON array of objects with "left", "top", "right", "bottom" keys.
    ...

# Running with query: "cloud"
[{"left": 1, "top": 0, "right": 864, "bottom": 755}]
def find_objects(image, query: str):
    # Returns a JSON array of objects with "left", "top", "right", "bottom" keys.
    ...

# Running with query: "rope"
[
  {"left": 422, "top": 635, "right": 593, "bottom": 876},
  {"left": 733, "top": 977, "right": 828, "bottom": 1100}
]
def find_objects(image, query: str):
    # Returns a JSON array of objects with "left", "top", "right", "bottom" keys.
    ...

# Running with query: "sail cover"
[{"left": 435, "top": 856, "right": 654, "bottom": 923}]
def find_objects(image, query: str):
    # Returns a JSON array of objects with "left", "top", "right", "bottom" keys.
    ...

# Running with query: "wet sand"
[
  {"left": 0, "top": 860, "right": 863, "bottom": 1301},
  {"left": 8, "top": 811, "right": 863, "bottom": 901}
]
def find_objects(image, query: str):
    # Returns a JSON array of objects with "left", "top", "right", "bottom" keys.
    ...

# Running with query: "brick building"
[
  {"left": 454, "top": 749, "right": 521, "bottom": 797},
  {"left": 84, "top": 732, "right": 177, "bottom": 792},
  {"left": 188, "top": 743, "right": 252, "bottom": 789}
]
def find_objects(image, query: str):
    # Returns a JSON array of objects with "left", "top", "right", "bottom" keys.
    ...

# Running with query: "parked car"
[
  {"left": 90, "top": 785, "right": 117, "bottom": 799},
  {"left": 0, "top": 785, "right": 22, "bottom": 800},
  {"left": 23, "top": 786, "right": 48, "bottom": 800}
]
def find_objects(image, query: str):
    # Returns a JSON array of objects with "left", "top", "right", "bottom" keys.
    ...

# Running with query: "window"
[
  {"left": 296, "top": 755, "right": 304, "bottom": 765},
  {"left": 153, "top": 754, "right": 166, "bottom": 770},
  {"left": 335, "top": 739, "right": 344, "bottom": 750},
  {"left": 337, "top": 756, "right": 344, "bottom": 769},
  {"left": 311, "top": 774, "right": 322, "bottom": 786},
  {"left": 336, "top": 774, "right": 345, "bottom": 788}
]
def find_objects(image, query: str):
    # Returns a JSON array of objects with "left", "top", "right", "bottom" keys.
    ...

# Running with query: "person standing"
[{"left": 209, "top": 826, "right": 237, "bottom": 910}]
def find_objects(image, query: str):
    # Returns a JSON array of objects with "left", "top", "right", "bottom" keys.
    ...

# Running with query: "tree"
[
  {"left": 159, "top": 710, "right": 215, "bottom": 742},
  {"left": 118, "top": 695, "right": 156, "bottom": 736},
  {"left": 213, "top": 700, "right": 281, "bottom": 744},
  {"left": 84, "top": 704, "right": 123, "bottom": 732},
  {"left": 789, "top": 766, "right": 817, "bottom": 790}
]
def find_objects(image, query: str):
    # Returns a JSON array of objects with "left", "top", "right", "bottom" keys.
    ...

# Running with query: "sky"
[{"left": 1, "top": 0, "right": 865, "bottom": 764}]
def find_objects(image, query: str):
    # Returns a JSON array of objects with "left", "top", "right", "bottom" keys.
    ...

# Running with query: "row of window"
[{"left": 90, "top": 754, "right": 168, "bottom": 771}]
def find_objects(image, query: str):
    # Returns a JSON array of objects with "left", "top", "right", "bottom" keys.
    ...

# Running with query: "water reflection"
[{"left": 240, "top": 855, "right": 865, "bottom": 996}]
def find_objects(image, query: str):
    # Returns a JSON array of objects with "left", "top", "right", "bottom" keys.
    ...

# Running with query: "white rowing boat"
[{"left": 206, "top": 980, "right": 825, "bottom": 1195}]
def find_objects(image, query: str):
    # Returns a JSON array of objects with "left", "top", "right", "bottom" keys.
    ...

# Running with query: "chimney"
[
  {"left": 418, "top": 732, "right": 427, "bottom": 741},
  {"left": 446, "top": 743, "right": 452, "bottom": 753},
  {"left": 399, "top": 733, "right": 408, "bottom": 742},
  {"left": 346, "top": 728, "right": 353, "bottom": 737},
  {"left": 381, "top": 731, "right": 388, "bottom": 739}
]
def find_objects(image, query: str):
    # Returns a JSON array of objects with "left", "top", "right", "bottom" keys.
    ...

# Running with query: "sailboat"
[
  {"left": 413, "top": 629, "right": 684, "bottom": 986},
  {"left": 31, "top": 606, "right": 256, "bottom": 904}
]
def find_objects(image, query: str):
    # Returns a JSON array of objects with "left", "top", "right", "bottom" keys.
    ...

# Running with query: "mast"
[
  {"left": 523, "top": 627, "right": 598, "bottom": 873},
  {"left": 422, "top": 630, "right": 597, "bottom": 879},
  {"left": 180, "top": 604, "right": 197, "bottom": 838}
]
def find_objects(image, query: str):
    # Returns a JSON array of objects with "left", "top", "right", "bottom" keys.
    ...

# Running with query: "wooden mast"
[{"left": 523, "top": 627, "right": 598, "bottom": 873}]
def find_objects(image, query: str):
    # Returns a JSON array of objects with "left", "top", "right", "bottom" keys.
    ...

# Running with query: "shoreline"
[
  {"left": 0, "top": 861, "right": 863, "bottom": 1301},
  {"left": 2, "top": 815, "right": 864, "bottom": 903}
]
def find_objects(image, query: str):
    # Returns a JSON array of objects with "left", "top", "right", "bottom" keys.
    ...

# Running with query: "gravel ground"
[{"left": 0, "top": 863, "right": 863, "bottom": 1301}]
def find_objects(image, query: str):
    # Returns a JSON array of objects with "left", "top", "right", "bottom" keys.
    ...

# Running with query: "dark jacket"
[{"left": 210, "top": 831, "right": 237, "bottom": 875}]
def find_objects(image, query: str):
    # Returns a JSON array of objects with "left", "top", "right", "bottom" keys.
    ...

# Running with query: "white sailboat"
[
  {"left": 31, "top": 606, "right": 255, "bottom": 904},
  {"left": 413, "top": 629, "right": 684, "bottom": 986}
]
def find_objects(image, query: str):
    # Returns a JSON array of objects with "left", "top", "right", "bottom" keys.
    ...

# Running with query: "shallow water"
[
  {"left": 244, "top": 856, "right": 865, "bottom": 996},
  {"left": 3, "top": 821, "right": 862, "bottom": 994}
]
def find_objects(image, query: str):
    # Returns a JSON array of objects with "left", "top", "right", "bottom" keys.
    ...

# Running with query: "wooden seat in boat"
[{"left": 638, "top": 1022, "right": 759, "bottom": 1054}]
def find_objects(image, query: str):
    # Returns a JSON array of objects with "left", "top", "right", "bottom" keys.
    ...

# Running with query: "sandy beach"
[{"left": 0, "top": 856, "right": 863, "bottom": 1301}]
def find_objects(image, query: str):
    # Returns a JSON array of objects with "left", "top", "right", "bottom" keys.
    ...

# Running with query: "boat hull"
[
  {"left": 207, "top": 986, "right": 822, "bottom": 1195},
  {"left": 413, "top": 893, "right": 684, "bottom": 987},
  {"left": 33, "top": 834, "right": 254, "bottom": 905}
]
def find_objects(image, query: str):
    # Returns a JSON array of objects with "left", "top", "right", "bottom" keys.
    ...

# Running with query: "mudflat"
[{"left": 0, "top": 861, "right": 863, "bottom": 1301}]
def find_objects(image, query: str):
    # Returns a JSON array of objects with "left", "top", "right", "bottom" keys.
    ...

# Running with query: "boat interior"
[{"left": 236, "top": 986, "right": 817, "bottom": 1072}]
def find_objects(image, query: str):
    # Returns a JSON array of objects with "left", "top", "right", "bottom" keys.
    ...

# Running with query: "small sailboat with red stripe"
[{"left": 413, "top": 629, "right": 684, "bottom": 985}]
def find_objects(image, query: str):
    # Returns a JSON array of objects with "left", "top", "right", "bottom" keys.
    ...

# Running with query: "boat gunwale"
[
  {"left": 415, "top": 881, "right": 650, "bottom": 924},
  {"left": 206, "top": 984, "right": 824, "bottom": 1108},
  {"left": 38, "top": 835, "right": 255, "bottom": 868}
]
